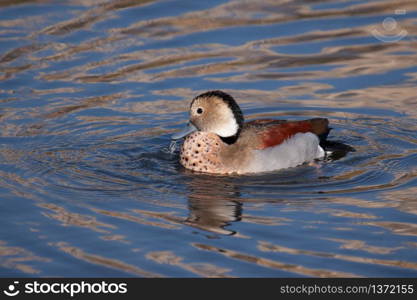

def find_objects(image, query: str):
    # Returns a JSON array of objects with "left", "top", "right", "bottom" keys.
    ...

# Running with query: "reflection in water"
[
  {"left": 1, "top": 0, "right": 417, "bottom": 277},
  {"left": 193, "top": 243, "right": 358, "bottom": 277},
  {"left": 146, "top": 251, "right": 232, "bottom": 277},
  {"left": 325, "top": 238, "right": 402, "bottom": 254},
  {"left": 0, "top": 241, "right": 49, "bottom": 275},
  {"left": 40, "top": 203, "right": 115, "bottom": 233},
  {"left": 51, "top": 242, "right": 162, "bottom": 277},
  {"left": 182, "top": 138, "right": 352, "bottom": 236},
  {"left": 258, "top": 241, "right": 417, "bottom": 271},
  {"left": 184, "top": 175, "right": 242, "bottom": 235},
  {"left": 94, "top": 208, "right": 182, "bottom": 230}
]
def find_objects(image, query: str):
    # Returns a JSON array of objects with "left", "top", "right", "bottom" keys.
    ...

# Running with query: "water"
[{"left": 1, "top": 0, "right": 417, "bottom": 277}]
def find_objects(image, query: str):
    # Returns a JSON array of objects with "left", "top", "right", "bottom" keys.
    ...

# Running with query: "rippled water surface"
[{"left": 1, "top": 0, "right": 417, "bottom": 277}]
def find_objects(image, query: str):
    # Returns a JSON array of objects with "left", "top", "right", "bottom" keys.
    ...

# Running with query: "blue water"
[{"left": 1, "top": 0, "right": 417, "bottom": 277}]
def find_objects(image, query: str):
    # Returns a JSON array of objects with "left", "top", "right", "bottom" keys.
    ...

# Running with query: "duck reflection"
[
  {"left": 183, "top": 174, "right": 242, "bottom": 235},
  {"left": 180, "top": 139, "right": 354, "bottom": 235}
]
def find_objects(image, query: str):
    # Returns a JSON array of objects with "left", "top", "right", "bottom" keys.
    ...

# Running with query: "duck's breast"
[{"left": 180, "top": 131, "right": 227, "bottom": 173}]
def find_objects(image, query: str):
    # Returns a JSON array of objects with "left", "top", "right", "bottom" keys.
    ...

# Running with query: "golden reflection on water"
[
  {"left": 93, "top": 208, "right": 181, "bottom": 230},
  {"left": 146, "top": 251, "right": 232, "bottom": 277},
  {"left": 324, "top": 238, "right": 403, "bottom": 254},
  {"left": 39, "top": 203, "right": 115, "bottom": 233},
  {"left": 193, "top": 242, "right": 358, "bottom": 277},
  {"left": 383, "top": 187, "right": 417, "bottom": 216},
  {"left": 360, "top": 221, "right": 417, "bottom": 237},
  {"left": 0, "top": 240, "right": 49, "bottom": 274},
  {"left": 117, "top": 0, "right": 417, "bottom": 38},
  {"left": 257, "top": 241, "right": 417, "bottom": 271},
  {"left": 2, "top": 0, "right": 415, "bottom": 116},
  {"left": 51, "top": 241, "right": 162, "bottom": 277},
  {"left": 44, "top": 93, "right": 125, "bottom": 119}
]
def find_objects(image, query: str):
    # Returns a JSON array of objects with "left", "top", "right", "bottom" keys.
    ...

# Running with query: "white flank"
[{"left": 245, "top": 132, "right": 324, "bottom": 173}]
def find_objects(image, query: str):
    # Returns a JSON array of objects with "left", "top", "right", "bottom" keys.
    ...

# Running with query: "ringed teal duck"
[{"left": 172, "top": 90, "right": 330, "bottom": 174}]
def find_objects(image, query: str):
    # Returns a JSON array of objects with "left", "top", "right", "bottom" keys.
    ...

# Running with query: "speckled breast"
[{"left": 180, "top": 131, "right": 226, "bottom": 174}]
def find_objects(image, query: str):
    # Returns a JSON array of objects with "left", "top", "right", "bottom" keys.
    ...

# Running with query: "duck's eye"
[{"left": 196, "top": 108, "right": 203, "bottom": 114}]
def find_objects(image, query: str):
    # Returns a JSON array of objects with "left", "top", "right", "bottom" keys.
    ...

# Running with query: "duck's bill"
[{"left": 171, "top": 122, "right": 198, "bottom": 140}]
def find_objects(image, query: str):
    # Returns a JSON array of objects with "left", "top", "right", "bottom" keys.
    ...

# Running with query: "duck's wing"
[
  {"left": 246, "top": 118, "right": 329, "bottom": 149},
  {"left": 246, "top": 119, "right": 287, "bottom": 126}
]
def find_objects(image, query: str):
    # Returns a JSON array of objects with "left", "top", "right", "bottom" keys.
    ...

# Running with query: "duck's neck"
[{"left": 220, "top": 133, "right": 239, "bottom": 145}]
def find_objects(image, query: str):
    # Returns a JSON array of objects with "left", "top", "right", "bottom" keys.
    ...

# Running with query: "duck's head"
[{"left": 172, "top": 90, "right": 244, "bottom": 143}]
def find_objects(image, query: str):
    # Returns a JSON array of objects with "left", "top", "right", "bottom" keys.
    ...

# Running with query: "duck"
[{"left": 171, "top": 90, "right": 330, "bottom": 174}]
